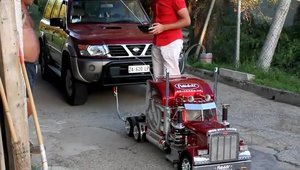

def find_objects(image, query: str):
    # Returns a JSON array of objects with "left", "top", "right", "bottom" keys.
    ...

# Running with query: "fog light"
[{"left": 89, "top": 65, "right": 96, "bottom": 71}]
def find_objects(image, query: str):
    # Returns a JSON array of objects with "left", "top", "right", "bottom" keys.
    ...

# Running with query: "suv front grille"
[
  {"left": 209, "top": 130, "right": 239, "bottom": 163},
  {"left": 108, "top": 44, "right": 152, "bottom": 57},
  {"left": 145, "top": 45, "right": 152, "bottom": 55},
  {"left": 108, "top": 45, "right": 127, "bottom": 56}
]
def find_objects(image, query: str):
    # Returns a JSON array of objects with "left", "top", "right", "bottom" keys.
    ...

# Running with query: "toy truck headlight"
[
  {"left": 239, "top": 145, "right": 248, "bottom": 151},
  {"left": 194, "top": 155, "right": 209, "bottom": 165},
  {"left": 238, "top": 139, "right": 251, "bottom": 160},
  {"left": 238, "top": 150, "right": 251, "bottom": 160},
  {"left": 197, "top": 149, "right": 208, "bottom": 156},
  {"left": 239, "top": 139, "right": 248, "bottom": 151}
]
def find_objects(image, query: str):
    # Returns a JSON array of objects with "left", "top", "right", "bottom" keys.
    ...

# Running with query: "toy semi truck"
[{"left": 124, "top": 75, "right": 251, "bottom": 170}]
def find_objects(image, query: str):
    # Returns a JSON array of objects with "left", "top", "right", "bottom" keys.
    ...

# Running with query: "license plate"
[{"left": 128, "top": 65, "right": 150, "bottom": 73}]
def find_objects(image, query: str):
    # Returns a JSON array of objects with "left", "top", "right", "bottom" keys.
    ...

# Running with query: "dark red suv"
[{"left": 39, "top": 0, "right": 153, "bottom": 105}]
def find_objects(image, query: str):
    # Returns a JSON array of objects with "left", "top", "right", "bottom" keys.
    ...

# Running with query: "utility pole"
[
  {"left": 195, "top": 0, "right": 216, "bottom": 59},
  {"left": 235, "top": 0, "right": 241, "bottom": 69}
]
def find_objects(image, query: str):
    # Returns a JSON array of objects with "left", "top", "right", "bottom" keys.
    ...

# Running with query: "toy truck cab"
[
  {"left": 172, "top": 102, "right": 251, "bottom": 170},
  {"left": 125, "top": 76, "right": 251, "bottom": 170}
]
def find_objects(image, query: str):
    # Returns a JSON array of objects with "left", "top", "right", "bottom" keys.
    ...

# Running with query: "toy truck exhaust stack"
[{"left": 116, "top": 72, "right": 251, "bottom": 170}]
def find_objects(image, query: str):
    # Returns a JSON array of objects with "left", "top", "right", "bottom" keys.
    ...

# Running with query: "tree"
[
  {"left": 188, "top": 0, "right": 224, "bottom": 57},
  {"left": 257, "top": 0, "right": 292, "bottom": 71}
]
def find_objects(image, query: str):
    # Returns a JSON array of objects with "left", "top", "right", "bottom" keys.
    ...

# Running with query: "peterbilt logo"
[
  {"left": 175, "top": 83, "right": 199, "bottom": 90},
  {"left": 133, "top": 47, "right": 140, "bottom": 52},
  {"left": 216, "top": 165, "right": 233, "bottom": 170}
]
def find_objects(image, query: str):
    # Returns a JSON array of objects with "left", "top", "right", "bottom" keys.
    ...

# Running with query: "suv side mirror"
[{"left": 50, "top": 18, "right": 64, "bottom": 28}]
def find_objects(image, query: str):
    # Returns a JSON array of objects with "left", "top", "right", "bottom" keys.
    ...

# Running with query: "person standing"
[
  {"left": 149, "top": 0, "right": 191, "bottom": 78},
  {"left": 21, "top": 0, "right": 40, "bottom": 116}
]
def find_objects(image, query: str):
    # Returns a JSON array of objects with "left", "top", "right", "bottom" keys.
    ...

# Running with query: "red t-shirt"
[{"left": 151, "top": 0, "right": 187, "bottom": 46}]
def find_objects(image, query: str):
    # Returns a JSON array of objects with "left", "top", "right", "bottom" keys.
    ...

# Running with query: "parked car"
[{"left": 39, "top": 0, "right": 153, "bottom": 105}]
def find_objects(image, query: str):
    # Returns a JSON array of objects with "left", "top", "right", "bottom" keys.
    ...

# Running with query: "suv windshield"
[{"left": 70, "top": 0, "right": 148, "bottom": 24}]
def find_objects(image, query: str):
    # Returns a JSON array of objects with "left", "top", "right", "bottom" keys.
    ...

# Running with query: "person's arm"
[
  {"left": 22, "top": 2, "right": 35, "bottom": 28},
  {"left": 149, "top": 8, "right": 191, "bottom": 35}
]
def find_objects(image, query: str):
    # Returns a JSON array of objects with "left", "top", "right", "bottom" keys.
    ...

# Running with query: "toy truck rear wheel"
[
  {"left": 125, "top": 118, "right": 134, "bottom": 137},
  {"left": 178, "top": 153, "right": 193, "bottom": 170}
]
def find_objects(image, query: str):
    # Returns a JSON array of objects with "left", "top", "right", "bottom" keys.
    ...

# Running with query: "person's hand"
[{"left": 149, "top": 23, "right": 165, "bottom": 35}]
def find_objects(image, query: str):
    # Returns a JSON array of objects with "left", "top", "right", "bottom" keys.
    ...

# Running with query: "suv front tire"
[{"left": 62, "top": 63, "right": 88, "bottom": 106}]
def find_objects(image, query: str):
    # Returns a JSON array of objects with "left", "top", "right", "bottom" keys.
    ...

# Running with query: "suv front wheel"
[{"left": 62, "top": 65, "right": 88, "bottom": 105}]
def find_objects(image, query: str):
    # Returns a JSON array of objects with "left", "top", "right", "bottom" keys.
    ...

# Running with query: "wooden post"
[{"left": 0, "top": 0, "right": 31, "bottom": 169}]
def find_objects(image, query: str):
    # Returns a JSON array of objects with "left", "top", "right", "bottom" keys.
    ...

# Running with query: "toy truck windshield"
[{"left": 184, "top": 102, "right": 217, "bottom": 121}]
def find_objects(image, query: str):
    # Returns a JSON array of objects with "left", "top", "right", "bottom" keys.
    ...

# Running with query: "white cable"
[{"left": 113, "top": 87, "right": 126, "bottom": 122}]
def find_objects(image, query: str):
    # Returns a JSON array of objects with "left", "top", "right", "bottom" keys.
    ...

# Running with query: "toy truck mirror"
[
  {"left": 172, "top": 108, "right": 185, "bottom": 130},
  {"left": 222, "top": 104, "right": 230, "bottom": 127},
  {"left": 178, "top": 109, "right": 183, "bottom": 124}
]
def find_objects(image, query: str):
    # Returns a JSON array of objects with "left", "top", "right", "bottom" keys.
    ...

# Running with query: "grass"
[{"left": 188, "top": 60, "right": 300, "bottom": 94}]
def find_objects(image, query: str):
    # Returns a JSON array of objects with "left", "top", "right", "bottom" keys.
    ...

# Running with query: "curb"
[{"left": 185, "top": 65, "right": 300, "bottom": 107}]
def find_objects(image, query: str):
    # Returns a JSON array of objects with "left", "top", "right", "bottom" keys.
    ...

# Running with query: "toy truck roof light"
[{"left": 176, "top": 93, "right": 214, "bottom": 104}]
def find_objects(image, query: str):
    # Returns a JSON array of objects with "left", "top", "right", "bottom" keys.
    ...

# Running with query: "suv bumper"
[
  {"left": 193, "top": 160, "right": 251, "bottom": 170},
  {"left": 73, "top": 57, "right": 153, "bottom": 85}
]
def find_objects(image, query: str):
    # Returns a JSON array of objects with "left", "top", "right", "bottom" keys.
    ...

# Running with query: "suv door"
[
  {"left": 50, "top": 0, "right": 67, "bottom": 69},
  {"left": 40, "top": 0, "right": 56, "bottom": 59}
]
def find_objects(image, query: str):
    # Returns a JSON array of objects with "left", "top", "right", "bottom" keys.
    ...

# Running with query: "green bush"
[
  {"left": 212, "top": 11, "right": 300, "bottom": 77},
  {"left": 272, "top": 25, "right": 300, "bottom": 76}
]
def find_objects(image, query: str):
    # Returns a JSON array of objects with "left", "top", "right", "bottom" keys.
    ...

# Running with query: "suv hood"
[{"left": 68, "top": 23, "right": 153, "bottom": 44}]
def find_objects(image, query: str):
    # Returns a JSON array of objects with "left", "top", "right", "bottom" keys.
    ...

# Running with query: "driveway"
[{"left": 30, "top": 73, "right": 300, "bottom": 170}]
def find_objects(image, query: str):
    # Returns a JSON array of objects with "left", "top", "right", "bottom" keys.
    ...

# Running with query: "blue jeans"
[{"left": 25, "top": 62, "right": 37, "bottom": 91}]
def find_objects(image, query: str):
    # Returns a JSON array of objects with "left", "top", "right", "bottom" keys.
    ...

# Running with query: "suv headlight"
[{"left": 79, "top": 45, "right": 109, "bottom": 56}]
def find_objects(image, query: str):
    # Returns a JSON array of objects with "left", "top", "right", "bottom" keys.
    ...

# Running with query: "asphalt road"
[{"left": 30, "top": 73, "right": 300, "bottom": 170}]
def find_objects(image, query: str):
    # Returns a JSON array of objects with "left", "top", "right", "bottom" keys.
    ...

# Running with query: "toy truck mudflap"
[{"left": 193, "top": 160, "right": 251, "bottom": 170}]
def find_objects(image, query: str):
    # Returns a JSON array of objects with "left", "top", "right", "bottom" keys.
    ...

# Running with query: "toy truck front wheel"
[
  {"left": 178, "top": 153, "right": 193, "bottom": 170},
  {"left": 133, "top": 124, "right": 142, "bottom": 142}
]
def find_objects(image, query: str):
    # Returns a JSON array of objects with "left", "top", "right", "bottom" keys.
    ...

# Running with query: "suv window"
[
  {"left": 59, "top": 2, "right": 67, "bottom": 18},
  {"left": 70, "top": 0, "right": 149, "bottom": 24},
  {"left": 51, "top": 0, "right": 63, "bottom": 18},
  {"left": 44, "top": 0, "right": 57, "bottom": 19}
]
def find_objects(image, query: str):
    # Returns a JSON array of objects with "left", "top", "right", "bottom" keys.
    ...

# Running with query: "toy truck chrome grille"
[
  {"left": 208, "top": 129, "right": 239, "bottom": 163},
  {"left": 108, "top": 44, "right": 152, "bottom": 57}
]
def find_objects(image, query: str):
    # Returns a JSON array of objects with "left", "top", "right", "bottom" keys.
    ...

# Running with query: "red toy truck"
[{"left": 123, "top": 75, "right": 251, "bottom": 170}]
